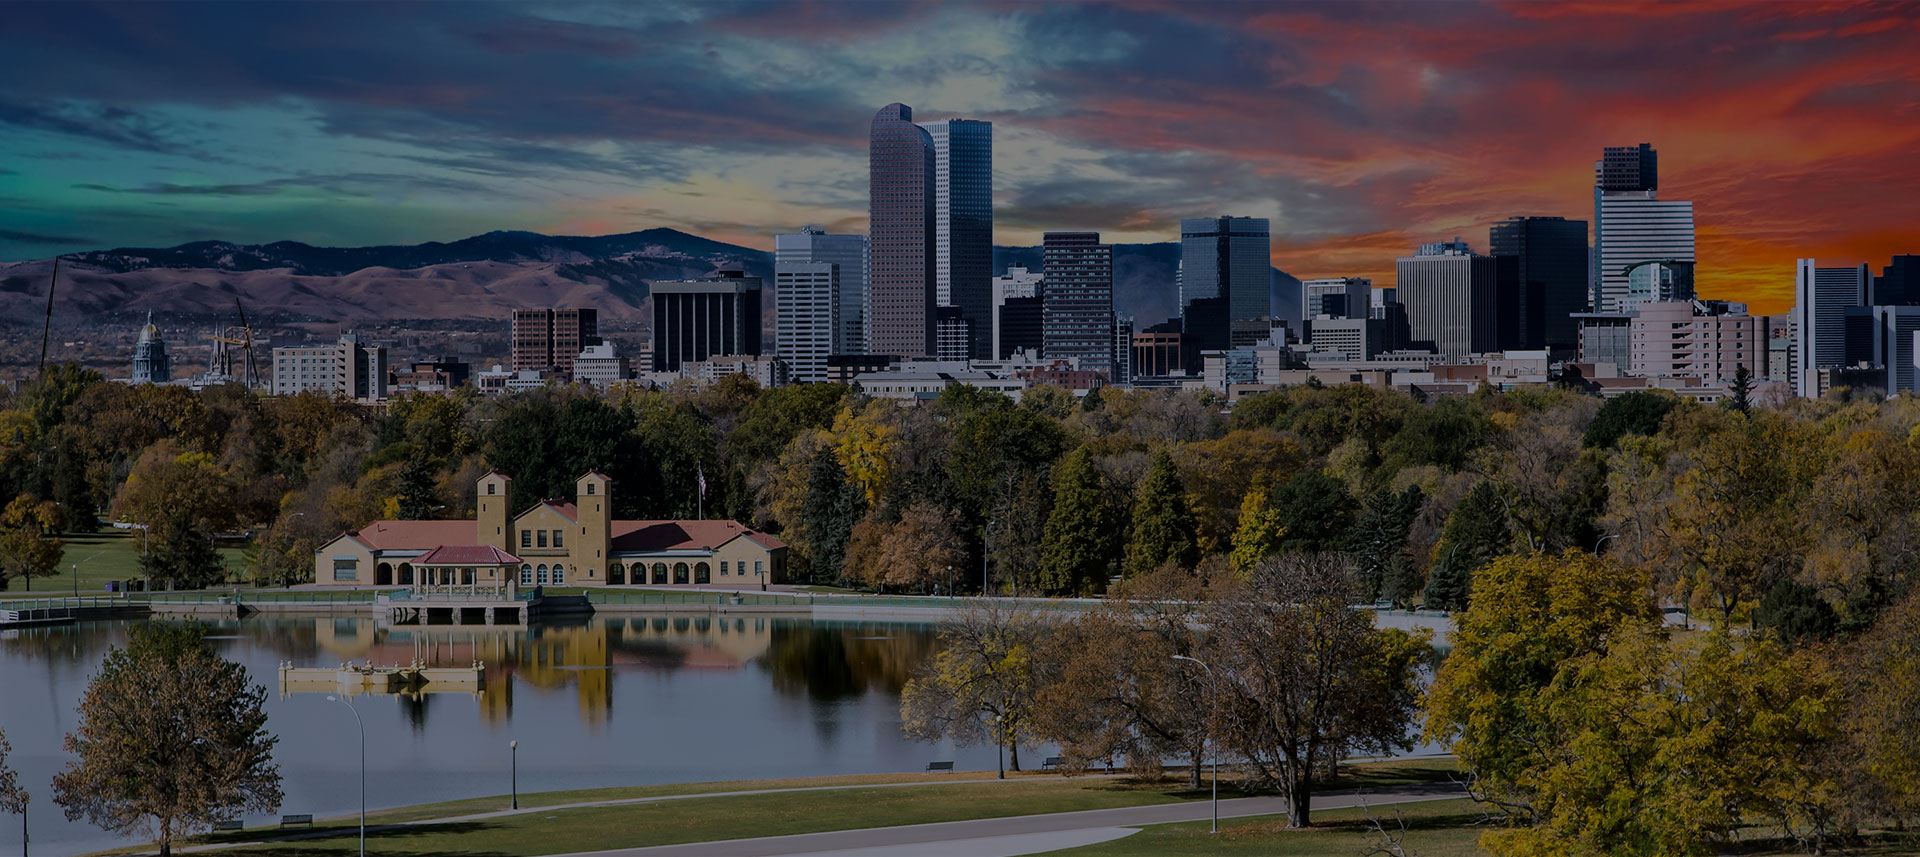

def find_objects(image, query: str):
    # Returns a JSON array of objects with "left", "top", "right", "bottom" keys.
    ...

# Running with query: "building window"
[
  {"left": 552, "top": 565, "right": 565, "bottom": 585},
  {"left": 537, "top": 530, "right": 548, "bottom": 548},
  {"left": 695, "top": 562, "right": 710, "bottom": 584},
  {"left": 755, "top": 560, "right": 764, "bottom": 578},
  {"left": 652, "top": 563, "right": 668, "bottom": 584},
  {"left": 521, "top": 530, "right": 531, "bottom": 549},
  {"left": 720, "top": 561, "right": 729, "bottom": 576},
  {"left": 488, "top": 483, "right": 497, "bottom": 495},
  {"left": 553, "top": 529, "right": 564, "bottom": 548},
  {"left": 586, "top": 483, "right": 595, "bottom": 495},
  {"left": 537, "top": 564, "right": 550, "bottom": 584},
  {"left": 519, "top": 564, "right": 533, "bottom": 585},
  {"left": 333, "top": 559, "right": 358, "bottom": 582},
  {"left": 674, "top": 562, "right": 689, "bottom": 584}
]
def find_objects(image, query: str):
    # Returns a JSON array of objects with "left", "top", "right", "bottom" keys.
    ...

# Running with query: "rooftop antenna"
[{"left": 37, "top": 256, "right": 59, "bottom": 376}]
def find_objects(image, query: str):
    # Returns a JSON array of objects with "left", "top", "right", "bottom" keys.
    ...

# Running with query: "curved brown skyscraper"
[{"left": 869, "top": 103, "right": 936, "bottom": 358}]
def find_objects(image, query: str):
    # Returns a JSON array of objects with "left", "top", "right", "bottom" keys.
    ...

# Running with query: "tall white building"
[
  {"left": 917, "top": 118, "right": 993, "bottom": 359},
  {"left": 271, "top": 334, "right": 386, "bottom": 400},
  {"left": 774, "top": 226, "right": 867, "bottom": 357},
  {"left": 572, "top": 343, "right": 630, "bottom": 389},
  {"left": 774, "top": 261, "right": 836, "bottom": 384},
  {"left": 1794, "top": 260, "right": 1869, "bottom": 398}
]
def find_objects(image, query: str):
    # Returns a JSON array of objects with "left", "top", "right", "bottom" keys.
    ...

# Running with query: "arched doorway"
[
  {"left": 552, "top": 564, "right": 565, "bottom": 585},
  {"left": 376, "top": 562, "right": 393, "bottom": 586},
  {"left": 673, "top": 562, "right": 689, "bottom": 584},
  {"left": 398, "top": 563, "right": 415, "bottom": 586},
  {"left": 537, "top": 564, "right": 549, "bottom": 585},
  {"left": 610, "top": 563, "right": 625, "bottom": 585},
  {"left": 651, "top": 563, "right": 667, "bottom": 584},
  {"left": 520, "top": 564, "right": 533, "bottom": 586},
  {"left": 694, "top": 562, "right": 711, "bottom": 584}
]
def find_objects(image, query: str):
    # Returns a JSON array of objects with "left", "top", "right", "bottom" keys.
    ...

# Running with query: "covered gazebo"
[{"left": 411, "top": 544, "right": 523, "bottom": 596}]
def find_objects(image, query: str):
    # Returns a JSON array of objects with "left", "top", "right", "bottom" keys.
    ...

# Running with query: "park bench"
[
  {"left": 280, "top": 814, "right": 313, "bottom": 829},
  {"left": 1042, "top": 756, "right": 1064, "bottom": 770},
  {"left": 925, "top": 760, "right": 954, "bottom": 772},
  {"left": 213, "top": 819, "right": 244, "bottom": 832}
]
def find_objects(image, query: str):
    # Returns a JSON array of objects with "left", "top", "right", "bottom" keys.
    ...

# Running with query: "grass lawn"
[
  {"left": 1048, "top": 798, "right": 1491, "bottom": 857},
  {"left": 186, "top": 775, "right": 1208, "bottom": 857},
  {"left": 1, "top": 530, "right": 250, "bottom": 598}
]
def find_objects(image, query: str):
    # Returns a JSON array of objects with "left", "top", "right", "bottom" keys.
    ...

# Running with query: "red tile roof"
[
  {"left": 350, "top": 520, "right": 477, "bottom": 551},
  {"left": 611, "top": 520, "right": 787, "bottom": 552},
  {"left": 415, "top": 544, "right": 523, "bottom": 565},
  {"left": 538, "top": 500, "right": 579, "bottom": 521}
]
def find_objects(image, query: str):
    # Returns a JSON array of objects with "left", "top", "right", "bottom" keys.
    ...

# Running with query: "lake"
[{"left": 0, "top": 614, "right": 981, "bottom": 856}]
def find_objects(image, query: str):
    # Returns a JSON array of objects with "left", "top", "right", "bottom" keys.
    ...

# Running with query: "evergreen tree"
[
  {"left": 138, "top": 512, "right": 226, "bottom": 590},
  {"left": 1271, "top": 470, "right": 1356, "bottom": 553},
  {"left": 1122, "top": 450, "right": 1199, "bottom": 577},
  {"left": 394, "top": 452, "right": 440, "bottom": 520},
  {"left": 1350, "top": 486, "right": 1423, "bottom": 603},
  {"left": 1423, "top": 481, "right": 1512, "bottom": 611},
  {"left": 798, "top": 447, "right": 863, "bottom": 586},
  {"left": 1725, "top": 364, "right": 1755, "bottom": 413},
  {"left": 1037, "top": 448, "right": 1119, "bottom": 594}
]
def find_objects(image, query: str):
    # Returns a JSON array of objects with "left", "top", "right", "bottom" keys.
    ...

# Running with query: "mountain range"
[{"left": 0, "top": 229, "right": 1299, "bottom": 329}]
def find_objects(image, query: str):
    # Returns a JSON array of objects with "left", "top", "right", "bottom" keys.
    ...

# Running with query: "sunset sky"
[{"left": 2, "top": 1, "right": 1916, "bottom": 314}]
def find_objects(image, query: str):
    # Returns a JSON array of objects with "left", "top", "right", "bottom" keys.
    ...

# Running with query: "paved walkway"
[{"left": 544, "top": 783, "right": 1466, "bottom": 857}]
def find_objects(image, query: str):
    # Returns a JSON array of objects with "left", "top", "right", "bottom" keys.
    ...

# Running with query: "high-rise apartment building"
[
  {"left": 917, "top": 118, "right": 993, "bottom": 359},
  {"left": 775, "top": 226, "right": 867, "bottom": 357},
  {"left": 774, "top": 260, "right": 836, "bottom": 384},
  {"left": 1628, "top": 301, "right": 1763, "bottom": 384},
  {"left": 650, "top": 271, "right": 764, "bottom": 373},
  {"left": 1041, "top": 232, "right": 1115, "bottom": 374},
  {"left": 1794, "top": 260, "right": 1870, "bottom": 398},
  {"left": 869, "top": 104, "right": 937, "bottom": 358},
  {"left": 1592, "top": 144, "right": 1694, "bottom": 314},
  {"left": 1489, "top": 215, "right": 1588, "bottom": 353},
  {"left": 1111, "top": 315, "right": 1134, "bottom": 387},
  {"left": 511, "top": 308, "right": 599, "bottom": 376},
  {"left": 935, "top": 306, "right": 972, "bottom": 362},
  {"left": 1300, "top": 277, "right": 1372, "bottom": 319},
  {"left": 1179, "top": 217, "right": 1271, "bottom": 349},
  {"left": 272, "top": 334, "right": 387, "bottom": 399},
  {"left": 1622, "top": 260, "right": 1696, "bottom": 309},
  {"left": 1396, "top": 243, "right": 1500, "bottom": 359},
  {"left": 130, "top": 312, "right": 171, "bottom": 384}
]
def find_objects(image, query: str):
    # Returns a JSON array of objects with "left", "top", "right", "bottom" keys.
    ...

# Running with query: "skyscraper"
[
  {"left": 512, "top": 308, "right": 598, "bottom": 376},
  {"left": 868, "top": 103, "right": 936, "bottom": 358},
  {"left": 992, "top": 266, "right": 1044, "bottom": 359},
  {"left": 775, "top": 226, "right": 867, "bottom": 357},
  {"left": 650, "top": 271, "right": 764, "bottom": 373},
  {"left": 1489, "top": 215, "right": 1588, "bottom": 353},
  {"left": 1396, "top": 242, "right": 1500, "bottom": 359},
  {"left": 774, "top": 261, "right": 835, "bottom": 384},
  {"left": 918, "top": 117, "right": 993, "bottom": 359},
  {"left": 1179, "top": 216, "right": 1271, "bottom": 349},
  {"left": 1874, "top": 255, "right": 1920, "bottom": 306},
  {"left": 1593, "top": 144, "right": 1694, "bottom": 314},
  {"left": 1794, "top": 259, "right": 1870, "bottom": 398},
  {"left": 1042, "top": 232, "right": 1114, "bottom": 374},
  {"left": 130, "top": 312, "right": 170, "bottom": 384}
]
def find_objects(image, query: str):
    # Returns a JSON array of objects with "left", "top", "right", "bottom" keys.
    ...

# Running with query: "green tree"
[
  {"left": 1382, "top": 396, "right": 1492, "bottom": 471},
  {"left": 393, "top": 452, "right": 441, "bottom": 520},
  {"left": 1423, "top": 480, "right": 1512, "bottom": 611},
  {"left": 1754, "top": 579, "right": 1840, "bottom": 645},
  {"left": 1271, "top": 470, "right": 1355, "bottom": 553},
  {"left": 1036, "top": 448, "right": 1121, "bottom": 594},
  {"left": 796, "top": 446, "right": 864, "bottom": 586},
  {"left": 1122, "top": 450, "right": 1199, "bottom": 577},
  {"left": 0, "top": 494, "right": 65, "bottom": 591},
  {"left": 1725, "top": 363, "right": 1755, "bottom": 413},
  {"left": 1583, "top": 389, "right": 1679, "bottom": 449},
  {"left": 53, "top": 623, "right": 281, "bottom": 856},
  {"left": 138, "top": 512, "right": 226, "bottom": 589},
  {"left": 0, "top": 727, "right": 24, "bottom": 851},
  {"left": 1350, "top": 486, "right": 1423, "bottom": 604}
]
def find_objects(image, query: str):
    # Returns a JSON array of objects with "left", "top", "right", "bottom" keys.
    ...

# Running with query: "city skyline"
[{"left": 1, "top": 2, "right": 1917, "bottom": 316}]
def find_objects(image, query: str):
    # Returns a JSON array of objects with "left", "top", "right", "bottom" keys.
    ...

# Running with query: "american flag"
[{"left": 697, "top": 465, "right": 706, "bottom": 499}]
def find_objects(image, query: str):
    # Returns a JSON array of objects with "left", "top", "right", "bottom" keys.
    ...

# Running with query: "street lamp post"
[
  {"left": 325, "top": 695, "right": 366, "bottom": 857},
  {"left": 510, "top": 740, "right": 519, "bottom": 809},
  {"left": 1172, "top": 654, "right": 1218, "bottom": 834},
  {"left": 1594, "top": 533, "right": 1617, "bottom": 554}
]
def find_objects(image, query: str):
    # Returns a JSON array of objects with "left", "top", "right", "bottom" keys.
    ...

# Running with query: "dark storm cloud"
[{"left": 0, "top": 228, "right": 99, "bottom": 245}]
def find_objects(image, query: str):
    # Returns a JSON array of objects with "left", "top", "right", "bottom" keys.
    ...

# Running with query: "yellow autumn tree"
[{"left": 831, "top": 400, "right": 898, "bottom": 507}]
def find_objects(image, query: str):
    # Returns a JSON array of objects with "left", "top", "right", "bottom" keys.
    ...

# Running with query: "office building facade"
[
  {"left": 272, "top": 334, "right": 387, "bottom": 399},
  {"left": 1042, "top": 232, "right": 1115, "bottom": 374},
  {"left": 1872, "top": 306, "right": 1920, "bottom": 395},
  {"left": 774, "top": 226, "right": 867, "bottom": 356},
  {"left": 869, "top": 103, "right": 937, "bottom": 358},
  {"left": 917, "top": 117, "right": 993, "bottom": 359},
  {"left": 1179, "top": 216, "right": 1271, "bottom": 349},
  {"left": 992, "top": 266, "right": 1043, "bottom": 359},
  {"left": 1628, "top": 301, "right": 1763, "bottom": 384},
  {"left": 1489, "top": 215, "right": 1588, "bottom": 352},
  {"left": 512, "top": 308, "right": 599, "bottom": 376},
  {"left": 650, "top": 272, "right": 764, "bottom": 372},
  {"left": 1300, "top": 277, "right": 1372, "bottom": 319},
  {"left": 774, "top": 260, "right": 836, "bottom": 383},
  {"left": 1396, "top": 244, "right": 1500, "bottom": 359},
  {"left": 1794, "top": 260, "right": 1870, "bottom": 398}
]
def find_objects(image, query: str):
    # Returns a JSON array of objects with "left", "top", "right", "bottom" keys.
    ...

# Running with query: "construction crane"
[{"left": 205, "top": 297, "right": 263, "bottom": 388}]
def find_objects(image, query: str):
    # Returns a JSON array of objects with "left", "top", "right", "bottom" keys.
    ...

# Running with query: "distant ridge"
[{"left": 0, "top": 229, "right": 1298, "bottom": 328}]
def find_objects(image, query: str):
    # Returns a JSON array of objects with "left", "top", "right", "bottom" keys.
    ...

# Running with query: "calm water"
[{"left": 0, "top": 614, "right": 982, "bottom": 857}]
